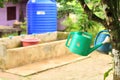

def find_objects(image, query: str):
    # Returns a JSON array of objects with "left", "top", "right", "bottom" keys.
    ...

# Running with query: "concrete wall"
[
  {"left": 3, "top": 40, "right": 70, "bottom": 69},
  {"left": 0, "top": 32, "right": 70, "bottom": 70},
  {"left": 0, "top": 32, "right": 57, "bottom": 49}
]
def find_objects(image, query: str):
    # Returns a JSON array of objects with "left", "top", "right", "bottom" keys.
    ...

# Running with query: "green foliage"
[
  {"left": 0, "top": 0, "right": 4, "bottom": 7},
  {"left": 57, "top": 5, "right": 74, "bottom": 18},
  {"left": 21, "top": 19, "right": 27, "bottom": 32},
  {"left": 103, "top": 67, "right": 113, "bottom": 80},
  {"left": 62, "top": 17, "right": 80, "bottom": 31},
  {"left": 0, "top": 0, "right": 22, "bottom": 7},
  {"left": 57, "top": 0, "right": 73, "bottom": 4},
  {"left": 57, "top": 0, "right": 105, "bottom": 33},
  {"left": 57, "top": 0, "right": 76, "bottom": 18},
  {"left": 8, "top": 0, "right": 20, "bottom": 3},
  {"left": 76, "top": 14, "right": 94, "bottom": 32},
  {"left": 88, "top": 23, "right": 104, "bottom": 44},
  {"left": 86, "top": 0, "right": 105, "bottom": 19}
]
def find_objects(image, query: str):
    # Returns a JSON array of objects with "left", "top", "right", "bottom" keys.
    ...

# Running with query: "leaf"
[{"left": 103, "top": 67, "right": 113, "bottom": 80}]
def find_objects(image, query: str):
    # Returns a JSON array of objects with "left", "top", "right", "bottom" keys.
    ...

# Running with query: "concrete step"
[{"left": 5, "top": 54, "right": 89, "bottom": 76}]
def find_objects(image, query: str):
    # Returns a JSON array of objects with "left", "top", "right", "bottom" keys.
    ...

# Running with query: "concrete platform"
[
  {"left": 0, "top": 51, "right": 113, "bottom": 80},
  {"left": 5, "top": 54, "right": 89, "bottom": 76},
  {"left": 0, "top": 32, "right": 70, "bottom": 70}
]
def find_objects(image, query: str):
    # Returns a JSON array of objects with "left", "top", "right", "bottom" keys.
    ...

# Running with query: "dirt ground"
[{"left": 0, "top": 51, "right": 113, "bottom": 80}]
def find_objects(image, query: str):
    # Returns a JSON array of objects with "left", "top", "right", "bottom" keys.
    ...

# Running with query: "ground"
[{"left": 0, "top": 51, "right": 113, "bottom": 80}]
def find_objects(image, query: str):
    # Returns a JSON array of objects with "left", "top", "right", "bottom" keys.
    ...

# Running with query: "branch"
[{"left": 78, "top": 0, "right": 108, "bottom": 27}]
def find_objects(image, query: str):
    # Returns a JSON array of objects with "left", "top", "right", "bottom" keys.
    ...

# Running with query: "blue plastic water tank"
[
  {"left": 27, "top": 0, "right": 57, "bottom": 34},
  {"left": 94, "top": 30, "right": 112, "bottom": 54}
]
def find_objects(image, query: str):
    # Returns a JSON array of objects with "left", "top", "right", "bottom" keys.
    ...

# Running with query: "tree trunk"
[
  {"left": 109, "top": 23, "right": 120, "bottom": 80},
  {"left": 109, "top": 28, "right": 120, "bottom": 80},
  {"left": 112, "top": 32, "right": 120, "bottom": 80},
  {"left": 113, "top": 49, "right": 120, "bottom": 80}
]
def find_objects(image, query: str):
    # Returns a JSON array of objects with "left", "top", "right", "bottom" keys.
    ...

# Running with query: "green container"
[{"left": 66, "top": 32, "right": 103, "bottom": 56}]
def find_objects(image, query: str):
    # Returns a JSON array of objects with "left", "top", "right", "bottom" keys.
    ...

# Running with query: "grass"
[{"left": 2, "top": 31, "right": 26, "bottom": 38}]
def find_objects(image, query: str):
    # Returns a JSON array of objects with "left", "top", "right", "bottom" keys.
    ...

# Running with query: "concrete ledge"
[
  {"left": 0, "top": 32, "right": 57, "bottom": 49},
  {"left": 0, "top": 40, "right": 72, "bottom": 70}
]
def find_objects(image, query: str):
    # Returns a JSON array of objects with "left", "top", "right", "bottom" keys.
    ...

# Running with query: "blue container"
[
  {"left": 27, "top": 0, "right": 57, "bottom": 34},
  {"left": 94, "top": 30, "right": 111, "bottom": 53}
]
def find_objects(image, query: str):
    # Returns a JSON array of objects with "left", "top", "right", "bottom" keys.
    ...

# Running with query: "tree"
[
  {"left": 58, "top": 0, "right": 120, "bottom": 80},
  {"left": 78, "top": 0, "right": 120, "bottom": 80},
  {"left": 57, "top": 0, "right": 102, "bottom": 33}
]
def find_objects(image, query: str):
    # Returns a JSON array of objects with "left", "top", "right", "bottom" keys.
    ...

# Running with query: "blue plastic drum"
[
  {"left": 27, "top": 0, "right": 57, "bottom": 34},
  {"left": 94, "top": 30, "right": 111, "bottom": 53}
]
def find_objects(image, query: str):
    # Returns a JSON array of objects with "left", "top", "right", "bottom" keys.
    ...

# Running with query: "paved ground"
[{"left": 0, "top": 51, "right": 113, "bottom": 80}]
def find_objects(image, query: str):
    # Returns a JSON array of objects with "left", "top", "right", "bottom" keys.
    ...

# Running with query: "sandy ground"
[{"left": 0, "top": 51, "right": 113, "bottom": 80}]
